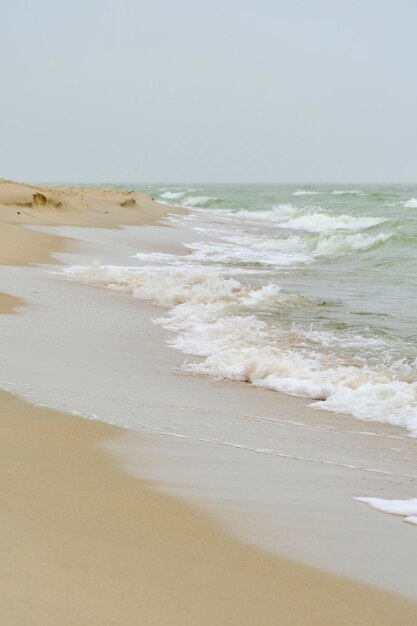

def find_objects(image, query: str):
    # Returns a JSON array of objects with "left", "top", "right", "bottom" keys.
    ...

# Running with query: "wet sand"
[
  {"left": 2, "top": 391, "right": 417, "bottom": 626},
  {"left": 0, "top": 292, "right": 25, "bottom": 314}
]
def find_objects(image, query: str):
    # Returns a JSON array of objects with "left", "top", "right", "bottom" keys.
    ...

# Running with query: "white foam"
[
  {"left": 313, "top": 232, "right": 391, "bottom": 255},
  {"left": 355, "top": 496, "right": 417, "bottom": 526},
  {"left": 131, "top": 224, "right": 389, "bottom": 271},
  {"left": 181, "top": 195, "right": 218, "bottom": 207},
  {"left": 292, "top": 190, "right": 320, "bottom": 196},
  {"left": 403, "top": 197, "right": 417, "bottom": 208},
  {"left": 203, "top": 205, "right": 387, "bottom": 238},
  {"left": 279, "top": 213, "right": 385, "bottom": 233},
  {"left": 159, "top": 191, "right": 186, "bottom": 200},
  {"left": 355, "top": 496, "right": 417, "bottom": 516},
  {"left": 63, "top": 261, "right": 417, "bottom": 436},
  {"left": 182, "top": 239, "right": 310, "bottom": 266},
  {"left": 183, "top": 231, "right": 389, "bottom": 266},
  {"left": 331, "top": 190, "right": 362, "bottom": 195},
  {"left": 312, "top": 379, "right": 417, "bottom": 432},
  {"left": 210, "top": 204, "right": 299, "bottom": 223}
]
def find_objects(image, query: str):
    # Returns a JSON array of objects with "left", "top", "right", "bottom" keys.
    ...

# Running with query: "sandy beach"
[
  {"left": 1, "top": 179, "right": 417, "bottom": 625},
  {"left": 0, "top": 179, "right": 176, "bottom": 266}
]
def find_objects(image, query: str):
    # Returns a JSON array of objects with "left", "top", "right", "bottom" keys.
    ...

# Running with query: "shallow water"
[{"left": 67, "top": 183, "right": 417, "bottom": 434}]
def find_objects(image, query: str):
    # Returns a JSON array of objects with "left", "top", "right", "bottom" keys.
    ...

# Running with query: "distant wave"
[
  {"left": 211, "top": 205, "right": 386, "bottom": 233},
  {"left": 313, "top": 231, "right": 391, "bottom": 255},
  {"left": 292, "top": 190, "right": 320, "bottom": 196},
  {"left": 179, "top": 231, "right": 391, "bottom": 267},
  {"left": 173, "top": 203, "right": 391, "bottom": 267},
  {"left": 404, "top": 197, "right": 417, "bottom": 208},
  {"left": 181, "top": 195, "right": 219, "bottom": 208},
  {"left": 279, "top": 213, "right": 386, "bottom": 233},
  {"left": 159, "top": 191, "right": 186, "bottom": 200},
  {"left": 331, "top": 190, "right": 362, "bottom": 196}
]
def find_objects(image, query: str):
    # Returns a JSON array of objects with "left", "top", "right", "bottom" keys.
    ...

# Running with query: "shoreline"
[
  {"left": 0, "top": 292, "right": 25, "bottom": 314},
  {"left": 3, "top": 390, "right": 417, "bottom": 625},
  {"left": 0, "top": 179, "right": 182, "bottom": 266},
  {"left": 0, "top": 179, "right": 417, "bottom": 625}
]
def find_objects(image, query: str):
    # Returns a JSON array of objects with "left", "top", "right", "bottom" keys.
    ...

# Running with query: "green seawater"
[
  {"left": 141, "top": 184, "right": 416, "bottom": 359},
  {"left": 69, "top": 182, "right": 417, "bottom": 428}
]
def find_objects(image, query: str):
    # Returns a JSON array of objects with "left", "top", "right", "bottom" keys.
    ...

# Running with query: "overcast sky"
[{"left": 1, "top": 0, "right": 416, "bottom": 183}]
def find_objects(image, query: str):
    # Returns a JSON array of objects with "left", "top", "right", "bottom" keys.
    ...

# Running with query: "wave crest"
[
  {"left": 292, "top": 190, "right": 320, "bottom": 196},
  {"left": 279, "top": 213, "right": 386, "bottom": 233},
  {"left": 404, "top": 197, "right": 417, "bottom": 208},
  {"left": 181, "top": 195, "right": 219, "bottom": 208}
]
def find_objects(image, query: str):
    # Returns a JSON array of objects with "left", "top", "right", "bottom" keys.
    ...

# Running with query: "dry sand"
[
  {"left": 1, "top": 179, "right": 416, "bottom": 625},
  {"left": 0, "top": 179, "right": 177, "bottom": 265}
]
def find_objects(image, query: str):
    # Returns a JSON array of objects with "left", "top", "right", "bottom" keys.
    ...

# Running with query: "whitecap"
[
  {"left": 181, "top": 196, "right": 218, "bottom": 208},
  {"left": 403, "top": 197, "right": 417, "bottom": 208},
  {"left": 159, "top": 191, "right": 186, "bottom": 200},
  {"left": 331, "top": 190, "right": 362, "bottom": 195},
  {"left": 210, "top": 204, "right": 299, "bottom": 223},
  {"left": 292, "top": 190, "right": 320, "bottom": 196},
  {"left": 279, "top": 212, "right": 386, "bottom": 233},
  {"left": 313, "top": 232, "right": 391, "bottom": 255},
  {"left": 207, "top": 206, "right": 385, "bottom": 234}
]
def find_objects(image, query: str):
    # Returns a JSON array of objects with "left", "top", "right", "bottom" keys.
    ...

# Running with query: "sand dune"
[{"left": 0, "top": 179, "right": 176, "bottom": 265}]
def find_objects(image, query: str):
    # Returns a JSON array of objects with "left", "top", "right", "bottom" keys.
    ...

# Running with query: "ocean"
[{"left": 66, "top": 184, "right": 417, "bottom": 435}]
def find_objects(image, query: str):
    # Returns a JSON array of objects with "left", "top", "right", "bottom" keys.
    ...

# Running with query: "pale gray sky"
[{"left": 1, "top": 0, "right": 416, "bottom": 183}]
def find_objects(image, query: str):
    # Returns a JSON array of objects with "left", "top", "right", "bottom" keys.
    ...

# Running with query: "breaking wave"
[
  {"left": 331, "top": 190, "right": 362, "bottom": 195},
  {"left": 279, "top": 213, "right": 386, "bottom": 233},
  {"left": 181, "top": 195, "right": 219, "bottom": 208},
  {"left": 159, "top": 191, "right": 186, "bottom": 200},
  {"left": 404, "top": 197, "right": 417, "bottom": 208},
  {"left": 177, "top": 231, "right": 391, "bottom": 267},
  {"left": 292, "top": 190, "right": 320, "bottom": 196},
  {"left": 210, "top": 204, "right": 387, "bottom": 233},
  {"left": 60, "top": 184, "right": 417, "bottom": 439},
  {"left": 63, "top": 261, "right": 417, "bottom": 435}
]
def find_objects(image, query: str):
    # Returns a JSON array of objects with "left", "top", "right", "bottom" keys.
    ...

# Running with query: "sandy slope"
[{"left": 0, "top": 179, "right": 177, "bottom": 265}]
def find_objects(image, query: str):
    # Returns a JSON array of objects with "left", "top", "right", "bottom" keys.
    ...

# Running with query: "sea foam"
[
  {"left": 279, "top": 213, "right": 386, "bottom": 233},
  {"left": 210, "top": 205, "right": 387, "bottom": 233},
  {"left": 355, "top": 497, "right": 417, "bottom": 525},
  {"left": 292, "top": 190, "right": 320, "bottom": 196},
  {"left": 331, "top": 190, "right": 362, "bottom": 195},
  {"left": 159, "top": 191, "right": 186, "bottom": 200},
  {"left": 61, "top": 191, "right": 416, "bottom": 437},
  {"left": 181, "top": 195, "right": 218, "bottom": 208},
  {"left": 63, "top": 260, "right": 417, "bottom": 435}
]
